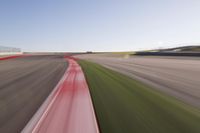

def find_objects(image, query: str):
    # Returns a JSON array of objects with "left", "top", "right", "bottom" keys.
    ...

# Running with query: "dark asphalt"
[{"left": 0, "top": 55, "right": 67, "bottom": 133}]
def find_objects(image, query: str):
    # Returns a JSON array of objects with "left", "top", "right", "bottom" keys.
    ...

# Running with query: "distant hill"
[
  {"left": 135, "top": 45, "right": 200, "bottom": 57},
  {"left": 158, "top": 45, "right": 200, "bottom": 52}
]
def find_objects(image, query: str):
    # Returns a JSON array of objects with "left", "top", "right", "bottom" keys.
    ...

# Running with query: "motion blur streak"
[
  {"left": 0, "top": 55, "right": 67, "bottom": 133},
  {"left": 26, "top": 58, "right": 99, "bottom": 133},
  {"left": 0, "top": 55, "right": 23, "bottom": 60},
  {"left": 77, "top": 54, "right": 200, "bottom": 108}
]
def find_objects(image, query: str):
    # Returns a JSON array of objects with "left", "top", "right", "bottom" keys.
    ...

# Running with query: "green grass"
[{"left": 79, "top": 60, "right": 200, "bottom": 133}]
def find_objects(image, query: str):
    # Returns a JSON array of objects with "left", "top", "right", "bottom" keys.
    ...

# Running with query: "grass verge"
[{"left": 79, "top": 60, "right": 200, "bottom": 133}]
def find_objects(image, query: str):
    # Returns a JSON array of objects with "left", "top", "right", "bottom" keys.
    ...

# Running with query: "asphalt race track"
[{"left": 0, "top": 55, "right": 67, "bottom": 133}]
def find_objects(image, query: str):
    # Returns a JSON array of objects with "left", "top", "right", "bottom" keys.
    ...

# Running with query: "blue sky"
[{"left": 0, "top": 0, "right": 200, "bottom": 52}]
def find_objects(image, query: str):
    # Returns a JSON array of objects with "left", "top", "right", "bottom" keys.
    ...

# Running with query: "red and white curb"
[
  {"left": 22, "top": 57, "right": 99, "bottom": 133},
  {"left": 0, "top": 55, "right": 24, "bottom": 60}
]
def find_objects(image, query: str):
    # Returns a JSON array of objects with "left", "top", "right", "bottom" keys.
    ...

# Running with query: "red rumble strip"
[
  {"left": 22, "top": 57, "right": 99, "bottom": 133},
  {"left": 0, "top": 55, "right": 24, "bottom": 60}
]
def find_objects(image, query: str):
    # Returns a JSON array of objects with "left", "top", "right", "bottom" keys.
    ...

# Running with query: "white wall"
[{"left": 0, "top": 52, "right": 23, "bottom": 55}]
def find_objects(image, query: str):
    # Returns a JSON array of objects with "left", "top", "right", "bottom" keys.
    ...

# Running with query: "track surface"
[
  {"left": 24, "top": 58, "right": 99, "bottom": 133},
  {"left": 77, "top": 54, "right": 200, "bottom": 108},
  {"left": 0, "top": 55, "right": 67, "bottom": 132}
]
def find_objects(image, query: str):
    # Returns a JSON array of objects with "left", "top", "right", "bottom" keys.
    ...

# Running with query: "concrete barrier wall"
[{"left": 0, "top": 52, "right": 23, "bottom": 56}]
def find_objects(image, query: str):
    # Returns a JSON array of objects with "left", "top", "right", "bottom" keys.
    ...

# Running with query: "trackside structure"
[{"left": 0, "top": 46, "right": 22, "bottom": 55}]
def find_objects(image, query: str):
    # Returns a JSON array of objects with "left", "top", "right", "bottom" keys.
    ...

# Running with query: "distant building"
[{"left": 0, "top": 46, "right": 21, "bottom": 55}]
